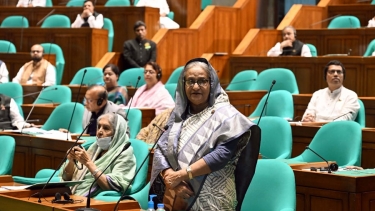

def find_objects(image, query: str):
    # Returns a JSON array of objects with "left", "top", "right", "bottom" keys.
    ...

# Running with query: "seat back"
[
  {"left": 167, "top": 11, "right": 175, "bottom": 20},
  {"left": 164, "top": 83, "right": 177, "bottom": 100},
  {"left": 103, "top": 18, "right": 114, "bottom": 52},
  {"left": 127, "top": 139, "right": 149, "bottom": 194},
  {"left": 355, "top": 99, "right": 365, "bottom": 128},
  {"left": 254, "top": 68, "right": 299, "bottom": 94},
  {"left": 166, "top": 66, "right": 183, "bottom": 84},
  {"left": 241, "top": 160, "right": 296, "bottom": 211},
  {"left": 41, "top": 102, "right": 84, "bottom": 133},
  {"left": 124, "top": 108, "right": 142, "bottom": 139},
  {"left": 363, "top": 39, "right": 375, "bottom": 56},
  {"left": 257, "top": 116, "right": 292, "bottom": 159},
  {"left": 104, "top": 0, "right": 130, "bottom": 6},
  {"left": 66, "top": 0, "right": 85, "bottom": 6},
  {"left": 41, "top": 15, "right": 71, "bottom": 28},
  {"left": 291, "top": 121, "right": 362, "bottom": 166},
  {"left": 201, "top": 0, "right": 212, "bottom": 10},
  {"left": 34, "top": 85, "right": 72, "bottom": 104},
  {"left": 118, "top": 68, "right": 145, "bottom": 87},
  {"left": 328, "top": 15, "right": 361, "bottom": 29},
  {"left": 249, "top": 90, "right": 294, "bottom": 120},
  {"left": 0, "top": 136, "right": 16, "bottom": 175},
  {"left": 69, "top": 67, "right": 104, "bottom": 85},
  {"left": 306, "top": 43, "right": 317, "bottom": 56},
  {"left": 45, "top": 0, "right": 53, "bottom": 6},
  {"left": 0, "top": 82, "right": 23, "bottom": 105},
  {"left": 0, "top": 40, "right": 16, "bottom": 53},
  {"left": 226, "top": 70, "right": 258, "bottom": 91},
  {"left": 1, "top": 16, "right": 29, "bottom": 28},
  {"left": 40, "top": 43, "right": 65, "bottom": 84}
]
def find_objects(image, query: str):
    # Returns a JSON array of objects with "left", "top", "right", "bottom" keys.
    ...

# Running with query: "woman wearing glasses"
[
  {"left": 127, "top": 62, "right": 174, "bottom": 115},
  {"left": 150, "top": 58, "right": 258, "bottom": 211}
]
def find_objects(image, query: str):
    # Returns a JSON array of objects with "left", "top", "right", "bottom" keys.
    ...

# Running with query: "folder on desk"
[{"left": 25, "top": 180, "right": 84, "bottom": 190}]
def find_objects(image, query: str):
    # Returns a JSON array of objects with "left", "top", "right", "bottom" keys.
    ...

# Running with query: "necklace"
[{"left": 188, "top": 106, "right": 194, "bottom": 115}]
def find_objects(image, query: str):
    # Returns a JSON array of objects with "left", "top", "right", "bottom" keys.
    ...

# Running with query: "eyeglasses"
[
  {"left": 31, "top": 50, "right": 41, "bottom": 53},
  {"left": 144, "top": 70, "right": 156, "bottom": 74},
  {"left": 327, "top": 70, "right": 343, "bottom": 75},
  {"left": 83, "top": 97, "right": 98, "bottom": 103},
  {"left": 184, "top": 79, "right": 210, "bottom": 87}
]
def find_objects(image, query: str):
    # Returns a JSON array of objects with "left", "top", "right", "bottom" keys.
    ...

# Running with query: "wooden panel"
[
  {"left": 226, "top": 91, "right": 267, "bottom": 116},
  {"left": 12, "top": 146, "right": 29, "bottom": 176},
  {"left": 0, "top": 28, "right": 107, "bottom": 84},
  {"left": 167, "top": 0, "right": 202, "bottom": 28},
  {"left": 278, "top": 5, "right": 327, "bottom": 29},
  {"left": 0, "top": 6, "right": 159, "bottom": 53},
  {"left": 328, "top": 5, "right": 375, "bottom": 28}
]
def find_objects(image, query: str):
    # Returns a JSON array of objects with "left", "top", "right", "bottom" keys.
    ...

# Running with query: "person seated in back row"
[
  {"left": 102, "top": 64, "right": 129, "bottom": 105},
  {"left": 12, "top": 44, "right": 56, "bottom": 86},
  {"left": 0, "top": 94, "right": 33, "bottom": 130},
  {"left": 17, "top": 0, "right": 45, "bottom": 7},
  {"left": 267, "top": 26, "right": 312, "bottom": 57},
  {"left": 302, "top": 60, "right": 359, "bottom": 122},
  {"left": 0, "top": 60, "right": 9, "bottom": 83},
  {"left": 71, "top": 0, "right": 104, "bottom": 29}
]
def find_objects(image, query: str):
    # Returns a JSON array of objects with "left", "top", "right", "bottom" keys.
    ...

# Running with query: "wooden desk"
[
  {"left": 0, "top": 6, "right": 159, "bottom": 53},
  {"left": 229, "top": 56, "right": 375, "bottom": 96},
  {"left": 226, "top": 90, "right": 267, "bottom": 116},
  {"left": 0, "top": 28, "right": 107, "bottom": 84},
  {"left": 291, "top": 125, "right": 375, "bottom": 169},
  {"left": 294, "top": 169, "right": 375, "bottom": 211}
]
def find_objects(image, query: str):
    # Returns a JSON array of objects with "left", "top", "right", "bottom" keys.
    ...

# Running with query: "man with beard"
[
  {"left": 122, "top": 21, "right": 157, "bottom": 70},
  {"left": 267, "top": 26, "right": 312, "bottom": 57},
  {"left": 302, "top": 60, "right": 359, "bottom": 122},
  {"left": 13, "top": 44, "right": 56, "bottom": 86}
]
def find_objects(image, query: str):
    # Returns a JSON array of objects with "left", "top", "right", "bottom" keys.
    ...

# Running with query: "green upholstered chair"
[
  {"left": 166, "top": 66, "right": 183, "bottom": 84},
  {"left": 328, "top": 15, "right": 361, "bottom": 29},
  {"left": 253, "top": 68, "right": 299, "bottom": 94},
  {"left": 225, "top": 70, "right": 258, "bottom": 91},
  {"left": 363, "top": 39, "right": 375, "bottom": 56},
  {"left": 372, "top": 0, "right": 375, "bottom": 3},
  {"left": 0, "top": 40, "right": 16, "bottom": 53},
  {"left": 0, "top": 82, "right": 23, "bottom": 105},
  {"left": 104, "top": 0, "right": 130, "bottom": 6},
  {"left": 255, "top": 116, "right": 293, "bottom": 159},
  {"left": 119, "top": 68, "right": 145, "bottom": 87},
  {"left": 1, "top": 16, "right": 29, "bottom": 28},
  {"left": 289, "top": 121, "right": 362, "bottom": 166},
  {"left": 94, "top": 139, "right": 150, "bottom": 209},
  {"left": 45, "top": 0, "right": 53, "bottom": 7},
  {"left": 167, "top": 12, "right": 175, "bottom": 20},
  {"left": 66, "top": 0, "right": 85, "bottom": 6},
  {"left": 40, "top": 43, "right": 65, "bottom": 84},
  {"left": 41, "top": 102, "right": 84, "bottom": 133},
  {"left": 241, "top": 159, "right": 296, "bottom": 211},
  {"left": 103, "top": 18, "right": 114, "bottom": 52},
  {"left": 201, "top": 0, "right": 212, "bottom": 10},
  {"left": 306, "top": 43, "right": 317, "bottom": 57},
  {"left": 124, "top": 108, "right": 142, "bottom": 139},
  {"left": 355, "top": 99, "right": 365, "bottom": 128},
  {"left": 249, "top": 90, "right": 294, "bottom": 121},
  {"left": 0, "top": 136, "right": 16, "bottom": 175},
  {"left": 164, "top": 83, "right": 177, "bottom": 100},
  {"left": 69, "top": 67, "right": 104, "bottom": 85},
  {"left": 34, "top": 85, "right": 72, "bottom": 104},
  {"left": 41, "top": 15, "right": 71, "bottom": 28}
]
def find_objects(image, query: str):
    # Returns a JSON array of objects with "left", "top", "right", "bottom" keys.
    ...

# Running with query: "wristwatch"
[{"left": 186, "top": 166, "right": 193, "bottom": 180}]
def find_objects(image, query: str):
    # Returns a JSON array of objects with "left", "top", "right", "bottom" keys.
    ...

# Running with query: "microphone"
[
  {"left": 221, "top": 78, "right": 257, "bottom": 89},
  {"left": 113, "top": 124, "right": 169, "bottom": 211},
  {"left": 20, "top": 87, "right": 48, "bottom": 133},
  {"left": 36, "top": 9, "right": 56, "bottom": 26},
  {"left": 35, "top": 97, "right": 57, "bottom": 106},
  {"left": 20, "top": 16, "right": 25, "bottom": 51},
  {"left": 332, "top": 111, "right": 353, "bottom": 121},
  {"left": 75, "top": 142, "right": 132, "bottom": 211},
  {"left": 34, "top": 120, "right": 94, "bottom": 203},
  {"left": 310, "top": 14, "right": 341, "bottom": 27},
  {"left": 305, "top": 146, "right": 338, "bottom": 173},
  {"left": 256, "top": 80, "right": 276, "bottom": 125},
  {"left": 124, "top": 76, "right": 141, "bottom": 121}
]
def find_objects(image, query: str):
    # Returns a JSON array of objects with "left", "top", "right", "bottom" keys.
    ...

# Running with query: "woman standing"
[{"left": 103, "top": 64, "right": 128, "bottom": 105}]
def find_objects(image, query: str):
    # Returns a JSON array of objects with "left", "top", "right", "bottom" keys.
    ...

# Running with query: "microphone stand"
[
  {"left": 257, "top": 80, "right": 276, "bottom": 125},
  {"left": 20, "top": 87, "right": 45, "bottom": 134},
  {"left": 124, "top": 76, "right": 141, "bottom": 121},
  {"left": 113, "top": 124, "right": 169, "bottom": 211},
  {"left": 305, "top": 146, "right": 338, "bottom": 173},
  {"left": 75, "top": 142, "right": 132, "bottom": 211}
]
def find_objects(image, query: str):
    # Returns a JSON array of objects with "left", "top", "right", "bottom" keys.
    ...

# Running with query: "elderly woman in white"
[{"left": 136, "top": 0, "right": 180, "bottom": 29}]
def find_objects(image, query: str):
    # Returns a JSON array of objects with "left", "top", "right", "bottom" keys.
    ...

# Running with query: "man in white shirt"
[
  {"left": 17, "top": 0, "right": 46, "bottom": 7},
  {"left": 302, "top": 60, "right": 360, "bottom": 122},
  {"left": 71, "top": 0, "right": 104, "bottom": 29},
  {"left": 267, "top": 26, "right": 312, "bottom": 57},
  {"left": 12, "top": 44, "right": 56, "bottom": 86},
  {"left": 136, "top": 0, "right": 179, "bottom": 29},
  {"left": 0, "top": 61, "right": 9, "bottom": 83},
  {"left": 0, "top": 94, "right": 32, "bottom": 130}
]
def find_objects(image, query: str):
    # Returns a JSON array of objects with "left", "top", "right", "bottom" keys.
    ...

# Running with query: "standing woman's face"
[
  {"left": 103, "top": 67, "right": 118, "bottom": 86},
  {"left": 184, "top": 66, "right": 210, "bottom": 107}
]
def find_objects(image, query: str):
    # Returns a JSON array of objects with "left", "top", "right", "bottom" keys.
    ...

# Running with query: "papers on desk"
[
  {"left": 0, "top": 185, "right": 31, "bottom": 191},
  {"left": 3, "top": 128, "right": 72, "bottom": 141}
]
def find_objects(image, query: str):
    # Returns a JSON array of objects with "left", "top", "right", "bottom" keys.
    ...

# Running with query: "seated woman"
[
  {"left": 103, "top": 64, "right": 128, "bottom": 105},
  {"left": 150, "top": 58, "right": 258, "bottom": 210},
  {"left": 128, "top": 62, "right": 174, "bottom": 115},
  {"left": 59, "top": 113, "right": 136, "bottom": 197}
]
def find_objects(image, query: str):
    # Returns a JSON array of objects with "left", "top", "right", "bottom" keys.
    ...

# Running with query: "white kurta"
[
  {"left": 302, "top": 86, "right": 360, "bottom": 122},
  {"left": 71, "top": 14, "right": 104, "bottom": 29},
  {"left": 267, "top": 42, "right": 312, "bottom": 57},
  {"left": 0, "top": 62, "right": 9, "bottom": 83},
  {"left": 12, "top": 62, "right": 56, "bottom": 86},
  {"left": 136, "top": 0, "right": 180, "bottom": 29},
  {"left": 17, "top": 0, "right": 46, "bottom": 7},
  {"left": 9, "top": 98, "right": 31, "bottom": 129}
]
